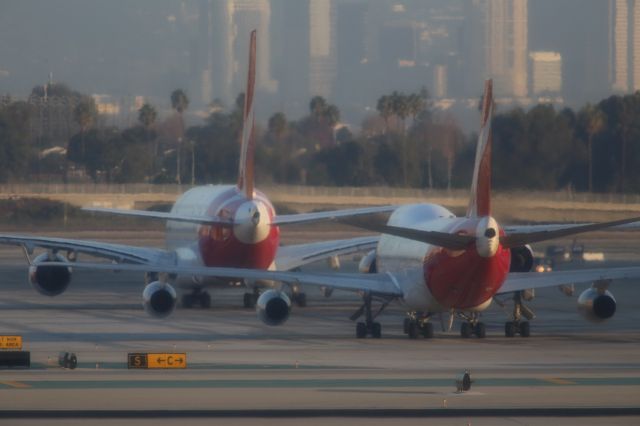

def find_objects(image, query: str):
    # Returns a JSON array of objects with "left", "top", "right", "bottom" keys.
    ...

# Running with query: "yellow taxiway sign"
[
  {"left": 127, "top": 353, "right": 186, "bottom": 369},
  {"left": 0, "top": 336, "right": 22, "bottom": 350}
]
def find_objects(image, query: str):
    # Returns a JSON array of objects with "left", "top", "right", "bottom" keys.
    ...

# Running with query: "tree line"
[{"left": 2, "top": 83, "right": 640, "bottom": 192}]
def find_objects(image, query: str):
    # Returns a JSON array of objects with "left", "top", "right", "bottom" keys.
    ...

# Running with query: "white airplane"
[
  {"left": 38, "top": 79, "right": 640, "bottom": 339},
  {"left": 0, "top": 30, "right": 392, "bottom": 314}
]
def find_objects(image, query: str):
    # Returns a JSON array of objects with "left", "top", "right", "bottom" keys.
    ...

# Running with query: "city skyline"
[{"left": 0, "top": 0, "right": 634, "bottom": 130}]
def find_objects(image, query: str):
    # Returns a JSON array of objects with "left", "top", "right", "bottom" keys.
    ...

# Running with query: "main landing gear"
[
  {"left": 403, "top": 313, "right": 434, "bottom": 339},
  {"left": 181, "top": 289, "right": 211, "bottom": 309},
  {"left": 352, "top": 292, "right": 388, "bottom": 338},
  {"left": 243, "top": 290, "right": 259, "bottom": 308},
  {"left": 504, "top": 291, "right": 533, "bottom": 337},
  {"left": 289, "top": 284, "right": 307, "bottom": 307},
  {"left": 458, "top": 312, "right": 486, "bottom": 338}
]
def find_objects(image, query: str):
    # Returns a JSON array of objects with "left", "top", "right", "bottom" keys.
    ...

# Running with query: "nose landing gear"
[
  {"left": 403, "top": 313, "right": 435, "bottom": 339},
  {"left": 458, "top": 312, "right": 486, "bottom": 338}
]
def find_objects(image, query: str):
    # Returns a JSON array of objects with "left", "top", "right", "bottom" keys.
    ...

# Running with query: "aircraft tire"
[
  {"left": 460, "top": 322, "right": 472, "bottom": 338},
  {"left": 407, "top": 321, "right": 419, "bottom": 339},
  {"left": 182, "top": 294, "right": 195, "bottom": 309},
  {"left": 421, "top": 322, "right": 434, "bottom": 338},
  {"left": 505, "top": 321, "right": 516, "bottom": 337},
  {"left": 295, "top": 293, "right": 307, "bottom": 308},
  {"left": 356, "top": 322, "right": 367, "bottom": 338},
  {"left": 371, "top": 322, "right": 382, "bottom": 338},
  {"left": 199, "top": 291, "right": 211, "bottom": 309},
  {"left": 403, "top": 318, "right": 411, "bottom": 334},
  {"left": 243, "top": 292, "right": 256, "bottom": 309}
]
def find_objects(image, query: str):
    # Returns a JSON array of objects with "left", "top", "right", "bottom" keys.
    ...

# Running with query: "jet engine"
[
  {"left": 29, "top": 253, "right": 72, "bottom": 296},
  {"left": 142, "top": 281, "right": 177, "bottom": 318},
  {"left": 577, "top": 287, "right": 616, "bottom": 322},
  {"left": 358, "top": 250, "right": 377, "bottom": 274},
  {"left": 509, "top": 245, "right": 534, "bottom": 272},
  {"left": 256, "top": 290, "right": 291, "bottom": 326}
]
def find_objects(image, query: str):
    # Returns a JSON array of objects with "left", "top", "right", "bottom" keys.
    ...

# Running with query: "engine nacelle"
[
  {"left": 358, "top": 249, "right": 377, "bottom": 274},
  {"left": 142, "top": 281, "right": 177, "bottom": 318},
  {"left": 29, "top": 253, "right": 72, "bottom": 296},
  {"left": 577, "top": 288, "right": 617, "bottom": 323},
  {"left": 256, "top": 290, "right": 291, "bottom": 326},
  {"left": 509, "top": 245, "right": 534, "bottom": 272}
]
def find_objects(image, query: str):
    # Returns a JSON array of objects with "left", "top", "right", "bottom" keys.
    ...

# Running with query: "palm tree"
[
  {"left": 324, "top": 104, "right": 340, "bottom": 127},
  {"left": 583, "top": 105, "right": 605, "bottom": 192},
  {"left": 73, "top": 98, "right": 97, "bottom": 159},
  {"left": 309, "top": 96, "right": 327, "bottom": 122},
  {"left": 138, "top": 103, "right": 157, "bottom": 129},
  {"left": 268, "top": 112, "right": 288, "bottom": 143},
  {"left": 391, "top": 91, "right": 410, "bottom": 134},
  {"left": 170, "top": 89, "right": 189, "bottom": 184},
  {"left": 376, "top": 95, "right": 393, "bottom": 135},
  {"left": 391, "top": 92, "right": 411, "bottom": 185},
  {"left": 138, "top": 103, "right": 159, "bottom": 175},
  {"left": 407, "top": 92, "right": 426, "bottom": 125}
]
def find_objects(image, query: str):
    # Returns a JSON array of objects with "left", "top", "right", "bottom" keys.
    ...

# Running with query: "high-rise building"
[
  {"left": 433, "top": 64, "right": 448, "bottom": 98},
  {"left": 608, "top": 0, "right": 640, "bottom": 92},
  {"left": 207, "top": 0, "right": 278, "bottom": 107},
  {"left": 530, "top": 51, "right": 562, "bottom": 95},
  {"left": 611, "top": 0, "right": 630, "bottom": 92},
  {"left": 309, "top": 0, "right": 336, "bottom": 99},
  {"left": 483, "top": 0, "right": 529, "bottom": 98}
]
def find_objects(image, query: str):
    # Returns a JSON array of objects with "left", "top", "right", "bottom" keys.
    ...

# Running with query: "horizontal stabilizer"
[
  {"left": 339, "top": 218, "right": 475, "bottom": 250},
  {"left": 83, "top": 207, "right": 234, "bottom": 227},
  {"left": 500, "top": 215, "right": 640, "bottom": 248},
  {"left": 273, "top": 205, "right": 396, "bottom": 226}
]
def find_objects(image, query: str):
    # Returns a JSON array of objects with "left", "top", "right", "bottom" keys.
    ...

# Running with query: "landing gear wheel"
[
  {"left": 356, "top": 322, "right": 367, "bottom": 338},
  {"left": 421, "top": 322, "right": 434, "bottom": 339},
  {"left": 199, "top": 291, "right": 211, "bottom": 309},
  {"left": 407, "top": 321, "right": 419, "bottom": 339},
  {"left": 371, "top": 322, "right": 382, "bottom": 338},
  {"left": 505, "top": 321, "right": 516, "bottom": 337},
  {"left": 519, "top": 321, "right": 530, "bottom": 337},
  {"left": 293, "top": 292, "right": 307, "bottom": 308},
  {"left": 243, "top": 292, "right": 257, "bottom": 309},
  {"left": 474, "top": 322, "right": 486, "bottom": 338},
  {"left": 403, "top": 318, "right": 411, "bottom": 334},
  {"left": 460, "top": 322, "right": 472, "bottom": 338},
  {"left": 181, "top": 294, "right": 195, "bottom": 309}
]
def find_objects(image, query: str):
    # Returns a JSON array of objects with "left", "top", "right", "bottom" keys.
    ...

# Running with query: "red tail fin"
[
  {"left": 237, "top": 30, "right": 257, "bottom": 200},
  {"left": 467, "top": 79, "right": 493, "bottom": 218}
]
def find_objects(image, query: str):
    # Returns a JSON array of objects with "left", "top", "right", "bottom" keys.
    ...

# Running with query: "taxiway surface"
[{"left": 0, "top": 231, "right": 638, "bottom": 424}]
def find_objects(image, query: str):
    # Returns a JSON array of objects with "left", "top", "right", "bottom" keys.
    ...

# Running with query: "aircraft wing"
[
  {"left": 499, "top": 266, "right": 640, "bottom": 294},
  {"left": 0, "top": 234, "right": 173, "bottom": 265},
  {"left": 40, "top": 261, "right": 404, "bottom": 297},
  {"left": 503, "top": 220, "right": 640, "bottom": 235},
  {"left": 274, "top": 235, "right": 379, "bottom": 271}
]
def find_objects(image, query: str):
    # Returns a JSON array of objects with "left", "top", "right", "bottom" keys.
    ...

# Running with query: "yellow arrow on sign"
[
  {"left": 0, "top": 336, "right": 22, "bottom": 350},
  {"left": 147, "top": 353, "right": 186, "bottom": 369}
]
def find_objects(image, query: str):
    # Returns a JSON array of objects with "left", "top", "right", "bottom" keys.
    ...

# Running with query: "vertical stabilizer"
[
  {"left": 237, "top": 30, "right": 257, "bottom": 200},
  {"left": 467, "top": 79, "right": 493, "bottom": 218}
]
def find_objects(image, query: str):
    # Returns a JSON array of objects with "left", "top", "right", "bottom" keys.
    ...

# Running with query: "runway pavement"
[{"left": 0, "top": 232, "right": 639, "bottom": 424}]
